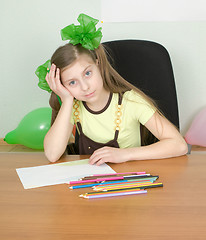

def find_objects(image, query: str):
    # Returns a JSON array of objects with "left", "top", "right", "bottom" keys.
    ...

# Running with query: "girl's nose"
[{"left": 80, "top": 81, "right": 89, "bottom": 91}]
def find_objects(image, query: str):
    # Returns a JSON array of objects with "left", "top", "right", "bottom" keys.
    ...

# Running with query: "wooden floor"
[{"left": 0, "top": 138, "right": 206, "bottom": 153}]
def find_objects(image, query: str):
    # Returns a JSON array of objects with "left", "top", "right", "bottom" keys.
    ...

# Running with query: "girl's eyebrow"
[
  {"left": 83, "top": 65, "right": 92, "bottom": 73},
  {"left": 64, "top": 65, "right": 92, "bottom": 82}
]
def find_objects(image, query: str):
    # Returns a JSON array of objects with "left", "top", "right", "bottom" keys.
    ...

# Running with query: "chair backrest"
[{"left": 102, "top": 40, "right": 179, "bottom": 129}]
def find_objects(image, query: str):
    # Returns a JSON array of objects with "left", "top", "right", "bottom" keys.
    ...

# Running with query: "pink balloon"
[{"left": 185, "top": 107, "right": 206, "bottom": 147}]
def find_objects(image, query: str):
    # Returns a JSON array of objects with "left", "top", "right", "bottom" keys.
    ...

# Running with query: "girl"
[{"left": 42, "top": 14, "right": 187, "bottom": 165}]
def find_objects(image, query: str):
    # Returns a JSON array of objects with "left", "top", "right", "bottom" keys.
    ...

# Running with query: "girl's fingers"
[
  {"left": 49, "top": 64, "right": 56, "bottom": 81},
  {"left": 46, "top": 64, "right": 59, "bottom": 91},
  {"left": 89, "top": 149, "right": 108, "bottom": 165},
  {"left": 95, "top": 159, "right": 105, "bottom": 166},
  {"left": 47, "top": 64, "right": 54, "bottom": 80},
  {"left": 54, "top": 68, "right": 63, "bottom": 91},
  {"left": 46, "top": 72, "right": 53, "bottom": 88},
  {"left": 55, "top": 68, "right": 61, "bottom": 85},
  {"left": 56, "top": 68, "right": 60, "bottom": 80}
]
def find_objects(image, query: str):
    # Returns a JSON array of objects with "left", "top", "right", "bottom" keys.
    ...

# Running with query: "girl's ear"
[{"left": 96, "top": 59, "right": 99, "bottom": 65}]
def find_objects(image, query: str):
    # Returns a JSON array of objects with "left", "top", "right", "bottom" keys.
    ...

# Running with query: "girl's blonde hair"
[{"left": 51, "top": 43, "right": 161, "bottom": 145}]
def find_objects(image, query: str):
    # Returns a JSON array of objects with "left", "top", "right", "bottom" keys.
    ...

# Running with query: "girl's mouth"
[{"left": 85, "top": 91, "right": 95, "bottom": 98}]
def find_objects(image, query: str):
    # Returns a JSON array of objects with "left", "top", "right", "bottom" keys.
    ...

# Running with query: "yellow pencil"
[
  {"left": 94, "top": 182, "right": 163, "bottom": 191},
  {"left": 94, "top": 182, "right": 154, "bottom": 190},
  {"left": 92, "top": 180, "right": 153, "bottom": 190}
]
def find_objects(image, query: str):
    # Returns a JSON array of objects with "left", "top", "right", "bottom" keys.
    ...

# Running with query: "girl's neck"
[{"left": 85, "top": 90, "right": 111, "bottom": 112}]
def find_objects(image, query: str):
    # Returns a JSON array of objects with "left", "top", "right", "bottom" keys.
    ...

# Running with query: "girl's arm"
[
  {"left": 44, "top": 100, "right": 74, "bottom": 162},
  {"left": 127, "top": 112, "right": 188, "bottom": 160},
  {"left": 44, "top": 64, "right": 74, "bottom": 162},
  {"left": 89, "top": 112, "right": 188, "bottom": 165}
]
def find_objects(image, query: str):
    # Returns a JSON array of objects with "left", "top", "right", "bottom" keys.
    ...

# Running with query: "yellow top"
[{"left": 71, "top": 90, "right": 155, "bottom": 148}]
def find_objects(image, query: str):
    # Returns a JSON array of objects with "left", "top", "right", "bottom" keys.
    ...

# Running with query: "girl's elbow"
[
  {"left": 178, "top": 139, "right": 188, "bottom": 156},
  {"left": 44, "top": 147, "right": 62, "bottom": 163}
]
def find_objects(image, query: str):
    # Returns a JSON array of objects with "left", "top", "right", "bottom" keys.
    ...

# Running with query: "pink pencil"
[
  {"left": 80, "top": 172, "right": 147, "bottom": 180},
  {"left": 92, "top": 172, "right": 146, "bottom": 177},
  {"left": 69, "top": 176, "right": 124, "bottom": 185}
]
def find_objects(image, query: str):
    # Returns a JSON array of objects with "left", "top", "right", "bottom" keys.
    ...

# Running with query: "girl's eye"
[
  {"left": 85, "top": 71, "right": 91, "bottom": 77},
  {"left": 69, "top": 80, "right": 76, "bottom": 86}
]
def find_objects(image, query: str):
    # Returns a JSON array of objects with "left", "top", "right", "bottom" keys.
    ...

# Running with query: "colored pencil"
[
  {"left": 68, "top": 174, "right": 151, "bottom": 185},
  {"left": 80, "top": 188, "right": 143, "bottom": 196},
  {"left": 92, "top": 172, "right": 146, "bottom": 176},
  {"left": 94, "top": 182, "right": 163, "bottom": 190},
  {"left": 80, "top": 189, "right": 143, "bottom": 197},
  {"left": 94, "top": 182, "right": 163, "bottom": 191},
  {"left": 80, "top": 190, "right": 147, "bottom": 199},
  {"left": 80, "top": 172, "right": 146, "bottom": 180},
  {"left": 93, "top": 183, "right": 152, "bottom": 191},
  {"left": 88, "top": 183, "right": 163, "bottom": 194},
  {"left": 69, "top": 178, "right": 158, "bottom": 189},
  {"left": 92, "top": 181, "right": 154, "bottom": 190}
]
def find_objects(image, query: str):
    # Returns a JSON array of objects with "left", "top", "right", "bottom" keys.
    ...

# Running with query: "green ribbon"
[
  {"left": 35, "top": 59, "right": 51, "bottom": 93},
  {"left": 61, "top": 13, "right": 103, "bottom": 50},
  {"left": 35, "top": 60, "right": 62, "bottom": 105}
]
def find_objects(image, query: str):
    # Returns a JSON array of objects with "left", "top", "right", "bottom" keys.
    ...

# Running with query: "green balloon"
[{"left": 4, "top": 108, "right": 52, "bottom": 150}]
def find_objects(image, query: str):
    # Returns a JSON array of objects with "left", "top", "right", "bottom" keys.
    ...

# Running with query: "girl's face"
[{"left": 61, "top": 54, "right": 109, "bottom": 107}]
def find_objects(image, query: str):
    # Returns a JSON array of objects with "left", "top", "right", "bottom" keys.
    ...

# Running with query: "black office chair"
[
  {"left": 101, "top": 39, "right": 179, "bottom": 145},
  {"left": 70, "top": 39, "right": 179, "bottom": 153}
]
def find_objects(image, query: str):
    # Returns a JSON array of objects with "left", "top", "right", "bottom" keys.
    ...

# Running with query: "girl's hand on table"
[{"left": 89, "top": 147, "right": 130, "bottom": 166}]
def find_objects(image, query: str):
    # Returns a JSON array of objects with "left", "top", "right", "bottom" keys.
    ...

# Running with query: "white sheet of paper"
[{"left": 16, "top": 159, "right": 116, "bottom": 189}]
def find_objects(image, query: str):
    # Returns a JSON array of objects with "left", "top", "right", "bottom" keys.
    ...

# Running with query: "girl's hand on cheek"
[
  {"left": 89, "top": 147, "right": 130, "bottom": 166},
  {"left": 46, "top": 64, "right": 73, "bottom": 103}
]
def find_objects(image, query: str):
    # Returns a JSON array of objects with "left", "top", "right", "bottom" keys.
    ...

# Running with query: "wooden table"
[{"left": 0, "top": 153, "right": 206, "bottom": 240}]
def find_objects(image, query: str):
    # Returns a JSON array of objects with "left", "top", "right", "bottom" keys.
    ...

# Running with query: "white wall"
[
  {"left": 1, "top": 0, "right": 206, "bottom": 138},
  {"left": 101, "top": 0, "right": 206, "bottom": 22}
]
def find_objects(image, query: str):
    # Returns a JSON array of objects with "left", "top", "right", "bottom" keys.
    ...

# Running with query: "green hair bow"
[
  {"left": 35, "top": 59, "right": 62, "bottom": 104},
  {"left": 35, "top": 59, "right": 51, "bottom": 93},
  {"left": 61, "top": 13, "right": 103, "bottom": 50}
]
